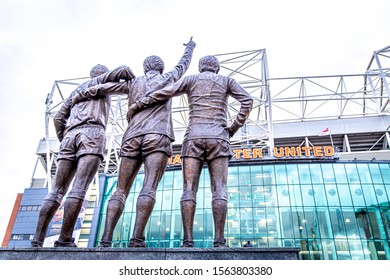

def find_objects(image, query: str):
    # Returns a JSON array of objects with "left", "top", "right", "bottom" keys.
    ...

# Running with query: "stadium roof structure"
[{"left": 32, "top": 45, "right": 390, "bottom": 190}]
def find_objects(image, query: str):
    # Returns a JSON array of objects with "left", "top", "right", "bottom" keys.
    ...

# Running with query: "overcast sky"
[{"left": 0, "top": 0, "right": 389, "bottom": 244}]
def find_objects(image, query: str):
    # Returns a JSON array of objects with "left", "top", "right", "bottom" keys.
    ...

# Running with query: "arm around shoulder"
[
  {"left": 101, "top": 65, "right": 135, "bottom": 83},
  {"left": 54, "top": 98, "right": 72, "bottom": 142}
]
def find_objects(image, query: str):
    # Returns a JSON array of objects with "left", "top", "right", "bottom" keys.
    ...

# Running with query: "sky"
[{"left": 0, "top": 0, "right": 389, "bottom": 244}]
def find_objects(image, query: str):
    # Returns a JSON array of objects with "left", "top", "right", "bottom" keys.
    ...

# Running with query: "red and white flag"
[{"left": 319, "top": 128, "right": 330, "bottom": 136}]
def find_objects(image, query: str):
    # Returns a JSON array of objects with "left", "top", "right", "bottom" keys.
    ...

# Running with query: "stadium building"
[{"left": 3, "top": 46, "right": 390, "bottom": 260}]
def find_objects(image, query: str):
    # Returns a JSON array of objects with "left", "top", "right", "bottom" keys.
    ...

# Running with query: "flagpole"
[
  {"left": 319, "top": 128, "right": 334, "bottom": 148},
  {"left": 329, "top": 133, "right": 334, "bottom": 148}
]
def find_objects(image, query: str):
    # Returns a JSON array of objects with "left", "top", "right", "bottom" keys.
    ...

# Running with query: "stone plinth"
[{"left": 0, "top": 247, "right": 300, "bottom": 260}]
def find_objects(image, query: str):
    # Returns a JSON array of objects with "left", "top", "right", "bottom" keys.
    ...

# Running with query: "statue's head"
[
  {"left": 90, "top": 64, "right": 109, "bottom": 78},
  {"left": 199, "top": 55, "right": 220, "bottom": 74},
  {"left": 143, "top": 55, "right": 165, "bottom": 74}
]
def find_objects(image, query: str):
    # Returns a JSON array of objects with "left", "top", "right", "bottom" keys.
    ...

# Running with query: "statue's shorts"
[
  {"left": 180, "top": 138, "right": 230, "bottom": 203},
  {"left": 119, "top": 134, "right": 172, "bottom": 159},
  {"left": 58, "top": 125, "right": 105, "bottom": 161},
  {"left": 181, "top": 138, "right": 232, "bottom": 163},
  {"left": 44, "top": 192, "right": 64, "bottom": 204}
]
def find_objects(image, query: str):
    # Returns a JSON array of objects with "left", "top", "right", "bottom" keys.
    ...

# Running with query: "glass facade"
[{"left": 95, "top": 162, "right": 390, "bottom": 260}]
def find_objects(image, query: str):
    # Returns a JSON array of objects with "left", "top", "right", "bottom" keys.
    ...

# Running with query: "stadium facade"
[{"left": 3, "top": 46, "right": 390, "bottom": 260}]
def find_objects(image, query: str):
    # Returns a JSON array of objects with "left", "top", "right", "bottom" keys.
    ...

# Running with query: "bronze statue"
[
  {"left": 74, "top": 38, "right": 196, "bottom": 247},
  {"left": 127, "top": 55, "right": 253, "bottom": 247},
  {"left": 31, "top": 65, "right": 135, "bottom": 247}
]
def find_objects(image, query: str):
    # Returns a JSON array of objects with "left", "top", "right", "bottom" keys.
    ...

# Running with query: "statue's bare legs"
[
  {"left": 31, "top": 159, "right": 76, "bottom": 247},
  {"left": 32, "top": 155, "right": 100, "bottom": 247},
  {"left": 56, "top": 155, "right": 101, "bottom": 246},
  {"left": 181, "top": 156, "right": 229, "bottom": 247},
  {"left": 100, "top": 152, "right": 168, "bottom": 247}
]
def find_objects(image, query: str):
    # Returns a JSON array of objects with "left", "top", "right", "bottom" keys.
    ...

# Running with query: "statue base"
[{"left": 0, "top": 247, "right": 299, "bottom": 260}]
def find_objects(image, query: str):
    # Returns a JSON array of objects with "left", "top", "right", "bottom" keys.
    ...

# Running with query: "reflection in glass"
[{"left": 96, "top": 162, "right": 390, "bottom": 260}]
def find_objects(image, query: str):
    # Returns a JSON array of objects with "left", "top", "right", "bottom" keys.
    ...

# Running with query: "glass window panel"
[
  {"left": 250, "top": 165, "right": 263, "bottom": 186},
  {"left": 254, "top": 237, "right": 267, "bottom": 248},
  {"left": 350, "top": 184, "right": 366, "bottom": 207},
  {"left": 362, "top": 184, "right": 378, "bottom": 206},
  {"left": 147, "top": 213, "right": 163, "bottom": 241},
  {"left": 337, "top": 184, "right": 353, "bottom": 206},
  {"left": 374, "top": 241, "right": 389, "bottom": 260},
  {"left": 321, "top": 239, "right": 337, "bottom": 260},
  {"left": 355, "top": 207, "right": 372, "bottom": 240},
  {"left": 296, "top": 209, "right": 309, "bottom": 239},
  {"left": 265, "top": 185, "right": 277, "bottom": 207},
  {"left": 124, "top": 192, "right": 137, "bottom": 212},
  {"left": 227, "top": 166, "right": 239, "bottom": 186},
  {"left": 121, "top": 212, "right": 132, "bottom": 242},
  {"left": 153, "top": 191, "right": 163, "bottom": 212},
  {"left": 300, "top": 185, "right": 316, "bottom": 206},
  {"left": 348, "top": 240, "right": 365, "bottom": 260},
  {"left": 312, "top": 184, "right": 327, "bottom": 207},
  {"left": 276, "top": 184, "right": 291, "bottom": 207},
  {"left": 268, "top": 207, "right": 281, "bottom": 241},
  {"left": 161, "top": 189, "right": 173, "bottom": 210},
  {"left": 193, "top": 213, "right": 205, "bottom": 239},
  {"left": 286, "top": 164, "right": 299, "bottom": 184},
  {"left": 159, "top": 212, "right": 171, "bottom": 240},
  {"left": 333, "top": 164, "right": 348, "bottom": 184},
  {"left": 357, "top": 164, "right": 373, "bottom": 184},
  {"left": 172, "top": 188, "right": 182, "bottom": 210},
  {"left": 147, "top": 240, "right": 159, "bottom": 248},
  {"left": 132, "top": 174, "right": 143, "bottom": 194},
  {"left": 368, "top": 164, "right": 383, "bottom": 184},
  {"left": 289, "top": 185, "right": 303, "bottom": 207},
  {"left": 298, "top": 164, "right": 311, "bottom": 184},
  {"left": 239, "top": 186, "right": 253, "bottom": 207},
  {"left": 252, "top": 185, "right": 266, "bottom": 206},
  {"left": 275, "top": 165, "right": 288, "bottom": 184},
  {"left": 379, "top": 164, "right": 390, "bottom": 184},
  {"left": 226, "top": 205, "right": 240, "bottom": 235},
  {"left": 201, "top": 168, "right": 209, "bottom": 209},
  {"left": 256, "top": 210, "right": 270, "bottom": 247},
  {"left": 374, "top": 184, "right": 389, "bottom": 205},
  {"left": 171, "top": 210, "right": 182, "bottom": 241},
  {"left": 265, "top": 235, "right": 279, "bottom": 247},
  {"left": 112, "top": 215, "right": 124, "bottom": 243},
  {"left": 262, "top": 165, "right": 275, "bottom": 186},
  {"left": 367, "top": 211, "right": 385, "bottom": 239},
  {"left": 104, "top": 177, "right": 117, "bottom": 196},
  {"left": 97, "top": 162, "right": 390, "bottom": 257},
  {"left": 302, "top": 208, "right": 319, "bottom": 241},
  {"left": 203, "top": 210, "right": 213, "bottom": 240},
  {"left": 380, "top": 208, "right": 390, "bottom": 241},
  {"left": 100, "top": 195, "right": 110, "bottom": 215},
  {"left": 161, "top": 171, "right": 174, "bottom": 190},
  {"left": 316, "top": 208, "right": 333, "bottom": 239},
  {"left": 364, "top": 240, "right": 386, "bottom": 260},
  {"left": 334, "top": 238, "right": 351, "bottom": 260},
  {"left": 309, "top": 164, "right": 324, "bottom": 184},
  {"left": 203, "top": 187, "right": 211, "bottom": 209},
  {"left": 342, "top": 208, "right": 363, "bottom": 240},
  {"left": 238, "top": 165, "right": 251, "bottom": 186},
  {"left": 227, "top": 188, "right": 239, "bottom": 208},
  {"left": 173, "top": 170, "right": 183, "bottom": 190},
  {"left": 240, "top": 207, "right": 255, "bottom": 236},
  {"left": 385, "top": 184, "right": 390, "bottom": 202},
  {"left": 345, "top": 164, "right": 360, "bottom": 184},
  {"left": 320, "top": 163, "right": 336, "bottom": 183},
  {"left": 325, "top": 184, "right": 341, "bottom": 206},
  {"left": 96, "top": 214, "right": 106, "bottom": 242},
  {"left": 329, "top": 208, "right": 347, "bottom": 238}
]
